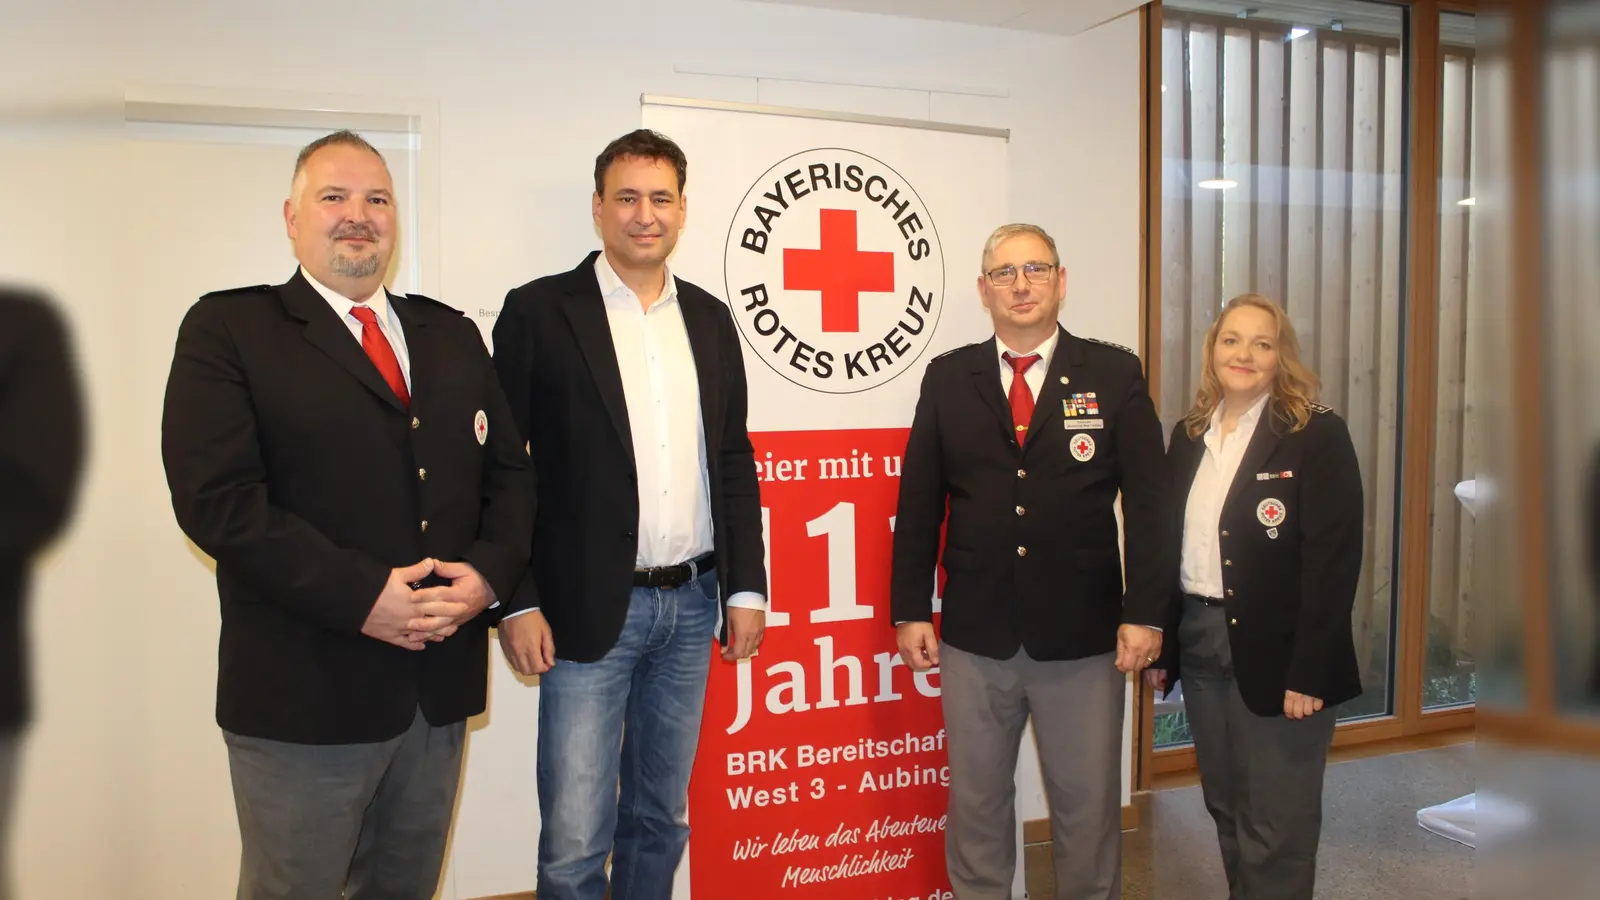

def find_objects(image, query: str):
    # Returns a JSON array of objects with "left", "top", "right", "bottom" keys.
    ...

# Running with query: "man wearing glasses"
[{"left": 889, "top": 224, "right": 1172, "bottom": 899}]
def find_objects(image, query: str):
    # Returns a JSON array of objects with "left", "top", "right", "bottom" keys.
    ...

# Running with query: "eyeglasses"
[{"left": 984, "top": 262, "right": 1056, "bottom": 287}]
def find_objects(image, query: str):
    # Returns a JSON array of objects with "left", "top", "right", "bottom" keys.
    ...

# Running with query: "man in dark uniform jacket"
[
  {"left": 160, "top": 131, "right": 533, "bottom": 900},
  {"left": 0, "top": 286, "right": 84, "bottom": 900},
  {"left": 890, "top": 224, "right": 1172, "bottom": 900}
]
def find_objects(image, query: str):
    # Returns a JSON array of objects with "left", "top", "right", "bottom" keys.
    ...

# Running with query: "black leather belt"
[
  {"left": 1186, "top": 593, "right": 1226, "bottom": 608},
  {"left": 634, "top": 552, "right": 715, "bottom": 589}
]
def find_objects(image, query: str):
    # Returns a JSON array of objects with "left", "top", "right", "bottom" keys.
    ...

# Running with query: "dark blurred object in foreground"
[{"left": 0, "top": 286, "right": 85, "bottom": 898}]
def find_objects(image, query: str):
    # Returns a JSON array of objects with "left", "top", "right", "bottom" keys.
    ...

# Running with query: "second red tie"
[
  {"left": 1005, "top": 352, "right": 1041, "bottom": 446},
  {"left": 350, "top": 305, "right": 410, "bottom": 408}
]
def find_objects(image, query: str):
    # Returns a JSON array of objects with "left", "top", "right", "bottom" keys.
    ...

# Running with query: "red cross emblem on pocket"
[{"left": 1257, "top": 498, "right": 1286, "bottom": 527}]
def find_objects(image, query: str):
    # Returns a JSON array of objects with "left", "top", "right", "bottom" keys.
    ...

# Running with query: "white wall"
[{"left": 10, "top": 2, "right": 1141, "bottom": 897}]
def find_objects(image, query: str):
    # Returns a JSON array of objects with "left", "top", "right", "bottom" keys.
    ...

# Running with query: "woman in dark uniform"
[{"left": 1146, "top": 293, "right": 1364, "bottom": 900}]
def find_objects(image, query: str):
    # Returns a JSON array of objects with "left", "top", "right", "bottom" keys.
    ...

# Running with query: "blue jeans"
[{"left": 536, "top": 570, "right": 719, "bottom": 900}]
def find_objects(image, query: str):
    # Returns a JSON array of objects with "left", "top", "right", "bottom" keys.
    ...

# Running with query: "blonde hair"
[
  {"left": 980, "top": 223, "right": 1059, "bottom": 272},
  {"left": 1183, "top": 293, "right": 1321, "bottom": 438}
]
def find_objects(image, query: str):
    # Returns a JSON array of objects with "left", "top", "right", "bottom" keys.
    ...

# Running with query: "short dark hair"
[
  {"left": 593, "top": 129, "right": 687, "bottom": 196},
  {"left": 292, "top": 130, "right": 386, "bottom": 185}
]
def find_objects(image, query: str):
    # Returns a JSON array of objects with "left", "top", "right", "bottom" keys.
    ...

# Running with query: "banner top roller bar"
[{"left": 641, "top": 94, "right": 1011, "bottom": 142}]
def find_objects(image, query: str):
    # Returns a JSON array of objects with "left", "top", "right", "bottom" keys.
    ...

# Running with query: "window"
[
  {"left": 1154, "top": 0, "right": 1409, "bottom": 747},
  {"left": 1423, "top": 10, "right": 1479, "bottom": 711}
]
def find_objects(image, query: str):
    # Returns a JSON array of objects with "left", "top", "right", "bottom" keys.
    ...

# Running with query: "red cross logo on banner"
[
  {"left": 724, "top": 148, "right": 945, "bottom": 394},
  {"left": 783, "top": 208, "right": 895, "bottom": 333}
]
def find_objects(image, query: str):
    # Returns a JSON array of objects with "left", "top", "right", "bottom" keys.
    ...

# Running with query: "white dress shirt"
[
  {"left": 596, "top": 254, "right": 713, "bottom": 568},
  {"left": 1180, "top": 392, "right": 1271, "bottom": 598},
  {"left": 504, "top": 254, "right": 764, "bottom": 620},
  {"left": 995, "top": 329, "right": 1059, "bottom": 401},
  {"left": 302, "top": 267, "right": 412, "bottom": 392}
]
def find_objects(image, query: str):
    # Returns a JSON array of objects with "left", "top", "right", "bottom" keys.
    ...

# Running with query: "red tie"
[
  {"left": 1005, "top": 352, "right": 1041, "bottom": 446},
  {"left": 349, "top": 306, "right": 410, "bottom": 408}
]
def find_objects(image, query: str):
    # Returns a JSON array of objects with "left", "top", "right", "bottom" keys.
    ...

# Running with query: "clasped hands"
[{"left": 360, "top": 558, "right": 495, "bottom": 650}]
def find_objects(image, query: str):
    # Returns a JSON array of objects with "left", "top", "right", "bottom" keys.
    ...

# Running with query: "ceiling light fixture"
[{"left": 1198, "top": 178, "right": 1238, "bottom": 190}]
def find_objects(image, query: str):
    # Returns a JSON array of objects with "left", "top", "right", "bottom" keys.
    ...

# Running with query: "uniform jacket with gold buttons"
[
  {"left": 162, "top": 270, "right": 534, "bottom": 744},
  {"left": 890, "top": 327, "right": 1173, "bottom": 661},
  {"left": 1156, "top": 403, "right": 1365, "bottom": 716}
]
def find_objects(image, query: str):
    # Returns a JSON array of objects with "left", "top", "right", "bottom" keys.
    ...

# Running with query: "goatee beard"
[{"left": 332, "top": 253, "right": 382, "bottom": 279}]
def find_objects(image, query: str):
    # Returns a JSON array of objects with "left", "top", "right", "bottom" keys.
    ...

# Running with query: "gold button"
[
  {"left": 1224, "top": 559, "right": 1232, "bottom": 567},
  {"left": 1017, "top": 469, "right": 1026, "bottom": 478},
  {"left": 1230, "top": 618, "right": 1238, "bottom": 625},
  {"left": 418, "top": 468, "right": 427, "bottom": 481},
  {"left": 1226, "top": 589, "right": 1234, "bottom": 597},
  {"left": 1015, "top": 506, "right": 1025, "bottom": 516},
  {"left": 1017, "top": 546, "right": 1028, "bottom": 557},
  {"left": 420, "top": 520, "right": 429, "bottom": 533},
  {"left": 411, "top": 417, "right": 420, "bottom": 429},
  {"left": 1221, "top": 530, "right": 1230, "bottom": 537}
]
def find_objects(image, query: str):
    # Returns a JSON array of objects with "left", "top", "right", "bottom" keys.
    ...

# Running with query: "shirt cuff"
[
  {"left": 726, "top": 592, "right": 767, "bottom": 612},
  {"left": 499, "top": 607, "right": 540, "bottom": 621}
]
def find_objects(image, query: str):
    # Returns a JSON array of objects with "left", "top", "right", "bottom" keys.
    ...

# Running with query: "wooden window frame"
[{"left": 1136, "top": 0, "right": 1487, "bottom": 788}]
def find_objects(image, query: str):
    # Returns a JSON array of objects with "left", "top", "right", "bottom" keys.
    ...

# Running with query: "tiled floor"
[
  {"left": 473, "top": 744, "right": 1476, "bottom": 900},
  {"left": 1025, "top": 743, "right": 1475, "bottom": 899}
]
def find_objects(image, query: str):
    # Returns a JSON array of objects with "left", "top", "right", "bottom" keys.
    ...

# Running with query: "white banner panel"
[
  {"left": 643, "top": 99, "right": 1007, "bottom": 432},
  {"left": 641, "top": 98, "right": 1017, "bottom": 899}
]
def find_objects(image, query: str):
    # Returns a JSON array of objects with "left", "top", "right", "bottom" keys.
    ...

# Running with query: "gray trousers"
[
  {"left": 224, "top": 708, "right": 466, "bottom": 900},
  {"left": 940, "top": 643, "right": 1124, "bottom": 900},
  {"left": 1179, "top": 595, "right": 1336, "bottom": 900}
]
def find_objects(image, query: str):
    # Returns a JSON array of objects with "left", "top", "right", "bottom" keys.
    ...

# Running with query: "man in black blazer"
[
  {"left": 890, "top": 224, "right": 1171, "bottom": 900},
  {"left": 161, "top": 131, "right": 533, "bottom": 900},
  {"left": 0, "top": 286, "right": 84, "bottom": 898},
  {"left": 491, "top": 129, "right": 766, "bottom": 900}
]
